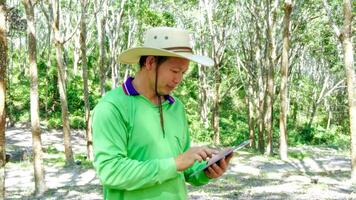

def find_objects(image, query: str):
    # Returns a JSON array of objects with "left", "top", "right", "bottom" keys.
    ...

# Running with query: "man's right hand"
[{"left": 175, "top": 147, "right": 218, "bottom": 171}]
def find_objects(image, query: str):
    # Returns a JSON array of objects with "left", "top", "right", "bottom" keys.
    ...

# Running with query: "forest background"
[{"left": 0, "top": 0, "right": 354, "bottom": 198}]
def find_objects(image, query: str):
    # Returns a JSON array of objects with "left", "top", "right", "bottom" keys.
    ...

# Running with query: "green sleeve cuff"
[
  {"left": 158, "top": 157, "right": 178, "bottom": 183},
  {"left": 196, "top": 171, "right": 210, "bottom": 184}
]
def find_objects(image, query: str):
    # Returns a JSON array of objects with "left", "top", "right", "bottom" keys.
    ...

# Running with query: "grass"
[
  {"left": 44, "top": 155, "right": 66, "bottom": 167},
  {"left": 288, "top": 151, "right": 312, "bottom": 160},
  {"left": 41, "top": 145, "right": 94, "bottom": 168},
  {"left": 44, "top": 145, "right": 61, "bottom": 154},
  {"left": 74, "top": 154, "right": 94, "bottom": 169}
]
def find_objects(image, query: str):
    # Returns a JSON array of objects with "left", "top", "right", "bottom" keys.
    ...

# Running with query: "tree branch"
[
  {"left": 322, "top": 0, "right": 342, "bottom": 41},
  {"left": 62, "top": 17, "right": 80, "bottom": 44}
]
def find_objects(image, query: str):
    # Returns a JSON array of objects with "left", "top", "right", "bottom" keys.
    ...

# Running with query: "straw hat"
[{"left": 118, "top": 27, "right": 214, "bottom": 67}]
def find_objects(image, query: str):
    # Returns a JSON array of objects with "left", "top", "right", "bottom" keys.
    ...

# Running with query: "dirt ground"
[{"left": 4, "top": 127, "right": 356, "bottom": 200}]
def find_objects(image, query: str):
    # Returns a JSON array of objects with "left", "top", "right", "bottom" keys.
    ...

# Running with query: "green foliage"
[
  {"left": 288, "top": 151, "right": 312, "bottom": 160},
  {"left": 138, "top": 3, "right": 176, "bottom": 27},
  {"left": 6, "top": 50, "right": 101, "bottom": 129},
  {"left": 5, "top": 0, "right": 351, "bottom": 155},
  {"left": 288, "top": 124, "right": 349, "bottom": 150},
  {"left": 45, "top": 145, "right": 60, "bottom": 154},
  {"left": 44, "top": 155, "right": 66, "bottom": 167},
  {"left": 47, "top": 117, "right": 60, "bottom": 129},
  {"left": 74, "top": 154, "right": 93, "bottom": 169}
]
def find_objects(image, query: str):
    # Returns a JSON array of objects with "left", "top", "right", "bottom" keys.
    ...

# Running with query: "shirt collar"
[{"left": 122, "top": 76, "right": 175, "bottom": 104}]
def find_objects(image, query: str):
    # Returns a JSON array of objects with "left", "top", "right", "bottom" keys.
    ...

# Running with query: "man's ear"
[{"left": 145, "top": 56, "right": 156, "bottom": 71}]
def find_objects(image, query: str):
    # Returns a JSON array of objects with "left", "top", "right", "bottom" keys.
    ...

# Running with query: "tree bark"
[
  {"left": 198, "top": 61, "right": 209, "bottom": 128},
  {"left": 280, "top": 0, "right": 292, "bottom": 160},
  {"left": 212, "top": 64, "right": 221, "bottom": 145},
  {"left": 107, "top": 0, "right": 125, "bottom": 89},
  {"left": 80, "top": 0, "right": 93, "bottom": 161},
  {"left": 197, "top": 4, "right": 209, "bottom": 129},
  {"left": 73, "top": 31, "right": 80, "bottom": 76},
  {"left": 247, "top": 78, "right": 256, "bottom": 148},
  {"left": 265, "top": 0, "right": 278, "bottom": 156},
  {"left": 95, "top": 0, "right": 108, "bottom": 96},
  {"left": 341, "top": 0, "right": 356, "bottom": 182},
  {"left": 202, "top": 0, "right": 229, "bottom": 145},
  {"left": 258, "top": 66, "right": 265, "bottom": 154},
  {"left": 51, "top": 0, "right": 74, "bottom": 165},
  {"left": 0, "top": 1, "right": 7, "bottom": 198},
  {"left": 323, "top": 0, "right": 355, "bottom": 181},
  {"left": 23, "top": 0, "right": 47, "bottom": 195}
]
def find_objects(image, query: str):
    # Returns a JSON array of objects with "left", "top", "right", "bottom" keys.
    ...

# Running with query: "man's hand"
[
  {"left": 204, "top": 153, "right": 233, "bottom": 179},
  {"left": 175, "top": 147, "right": 217, "bottom": 171}
]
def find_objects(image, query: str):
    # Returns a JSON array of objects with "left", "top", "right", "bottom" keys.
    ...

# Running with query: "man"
[{"left": 92, "top": 27, "right": 232, "bottom": 200}]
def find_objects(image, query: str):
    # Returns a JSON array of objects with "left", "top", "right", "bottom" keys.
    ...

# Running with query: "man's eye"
[{"left": 171, "top": 70, "right": 179, "bottom": 73}]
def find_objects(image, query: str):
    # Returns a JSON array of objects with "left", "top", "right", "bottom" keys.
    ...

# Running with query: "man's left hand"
[{"left": 204, "top": 153, "right": 233, "bottom": 179}]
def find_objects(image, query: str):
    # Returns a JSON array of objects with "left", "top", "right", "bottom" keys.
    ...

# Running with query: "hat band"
[{"left": 164, "top": 47, "right": 193, "bottom": 53}]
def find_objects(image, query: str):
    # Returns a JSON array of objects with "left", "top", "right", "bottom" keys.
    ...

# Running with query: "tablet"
[{"left": 189, "top": 139, "right": 251, "bottom": 177}]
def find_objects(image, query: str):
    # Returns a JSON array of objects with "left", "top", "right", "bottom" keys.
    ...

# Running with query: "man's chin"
[
  {"left": 157, "top": 90, "right": 171, "bottom": 96},
  {"left": 158, "top": 92, "right": 170, "bottom": 96}
]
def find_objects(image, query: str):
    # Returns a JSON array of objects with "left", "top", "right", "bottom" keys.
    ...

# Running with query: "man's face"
[{"left": 153, "top": 57, "right": 189, "bottom": 95}]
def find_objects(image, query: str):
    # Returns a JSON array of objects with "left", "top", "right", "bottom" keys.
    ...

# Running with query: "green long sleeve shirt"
[{"left": 92, "top": 78, "right": 210, "bottom": 200}]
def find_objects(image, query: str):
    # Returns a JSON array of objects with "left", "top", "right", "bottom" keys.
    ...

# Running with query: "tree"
[
  {"left": 94, "top": 0, "right": 108, "bottom": 96},
  {"left": 79, "top": 0, "right": 93, "bottom": 161},
  {"left": 238, "top": 1, "right": 265, "bottom": 151},
  {"left": 265, "top": 0, "right": 279, "bottom": 155},
  {"left": 106, "top": 0, "right": 126, "bottom": 88},
  {"left": 22, "top": 0, "right": 46, "bottom": 194},
  {"left": 201, "top": 0, "right": 234, "bottom": 145},
  {"left": 323, "top": 0, "right": 355, "bottom": 181},
  {"left": 279, "top": 0, "right": 292, "bottom": 160},
  {"left": 0, "top": 1, "right": 7, "bottom": 198},
  {"left": 51, "top": 0, "right": 74, "bottom": 165}
]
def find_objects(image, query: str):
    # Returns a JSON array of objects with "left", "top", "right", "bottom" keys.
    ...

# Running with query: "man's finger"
[
  {"left": 211, "top": 163, "right": 223, "bottom": 175},
  {"left": 202, "top": 148, "right": 214, "bottom": 158},
  {"left": 218, "top": 159, "right": 227, "bottom": 170},
  {"left": 207, "top": 166, "right": 218, "bottom": 177},
  {"left": 198, "top": 150, "right": 208, "bottom": 160},
  {"left": 195, "top": 154, "right": 203, "bottom": 162}
]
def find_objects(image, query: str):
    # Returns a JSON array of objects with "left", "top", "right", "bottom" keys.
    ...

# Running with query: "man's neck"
[{"left": 132, "top": 71, "right": 163, "bottom": 105}]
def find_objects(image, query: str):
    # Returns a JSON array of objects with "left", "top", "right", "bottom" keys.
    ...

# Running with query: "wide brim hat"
[{"left": 118, "top": 27, "right": 214, "bottom": 67}]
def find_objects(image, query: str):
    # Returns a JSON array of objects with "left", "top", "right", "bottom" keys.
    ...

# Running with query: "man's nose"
[{"left": 173, "top": 74, "right": 183, "bottom": 84}]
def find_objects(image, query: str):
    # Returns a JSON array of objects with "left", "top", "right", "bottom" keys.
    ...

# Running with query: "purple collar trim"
[{"left": 122, "top": 77, "right": 175, "bottom": 105}]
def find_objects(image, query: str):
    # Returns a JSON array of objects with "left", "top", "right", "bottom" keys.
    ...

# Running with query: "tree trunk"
[
  {"left": 280, "top": 0, "right": 292, "bottom": 160},
  {"left": 45, "top": 20, "right": 51, "bottom": 120},
  {"left": 108, "top": 0, "right": 125, "bottom": 89},
  {"left": 307, "top": 102, "right": 317, "bottom": 129},
  {"left": 23, "top": 0, "right": 47, "bottom": 195},
  {"left": 247, "top": 78, "right": 255, "bottom": 148},
  {"left": 323, "top": 0, "right": 355, "bottom": 181},
  {"left": 198, "top": 58, "right": 209, "bottom": 128},
  {"left": 326, "top": 100, "right": 332, "bottom": 130},
  {"left": 73, "top": 32, "right": 80, "bottom": 76},
  {"left": 265, "top": 0, "right": 278, "bottom": 156},
  {"left": 0, "top": 1, "right": 7, "bottom": 198},
  {"left": 341, "top": 0, "right": 356, "bottom": 182},
  {"left": 257, "top": 68, "right": 265, "bottom": 154},
  {"left": 95, "top": 0, "right": 107, "bottom": 96},
  {"left": 197, "top": 5, "right": 209, "bottom": 129},
  {"left": 80, "top": 0, "right": 93, "bottom": 161},
  {"left": 212, "top": 65, "right": 221, "bottom": 145},
  {"left": 51, "top": 0, "right": 74, "bottom": 165},
  {"left": 202, "top": 0, "right": 227, "bottom": 145}
]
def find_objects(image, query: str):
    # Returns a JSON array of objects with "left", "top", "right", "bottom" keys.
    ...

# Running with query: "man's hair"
[{"left": 139, "top": 56, "right": 169, "bottom": 69}]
